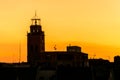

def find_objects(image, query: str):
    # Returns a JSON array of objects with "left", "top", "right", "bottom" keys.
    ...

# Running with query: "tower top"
[{"left": 31, "top": 11, "right": 41, "bottom": 25}]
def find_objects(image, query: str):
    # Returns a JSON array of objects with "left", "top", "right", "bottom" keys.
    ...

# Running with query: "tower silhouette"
[{"left": 27, "top": 13, "right": 45, "bottom": 64}]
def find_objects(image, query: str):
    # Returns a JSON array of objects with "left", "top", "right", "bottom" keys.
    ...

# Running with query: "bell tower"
[{"left": 27, "top": 13, "right": 45, "bottom": 64}]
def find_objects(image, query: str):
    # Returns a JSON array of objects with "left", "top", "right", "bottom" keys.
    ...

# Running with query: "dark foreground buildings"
[{"left": 0, "top": 15, "right": 120, "bottom": 80}]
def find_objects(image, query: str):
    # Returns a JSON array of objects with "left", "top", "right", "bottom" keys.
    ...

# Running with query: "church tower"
[{"left": 27, "top": 13, "right": 45, "bottom": 64}]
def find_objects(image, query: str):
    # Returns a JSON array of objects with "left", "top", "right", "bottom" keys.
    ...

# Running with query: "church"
[{"left": 27, "top": 14, "right": 88, "bottom": 68}]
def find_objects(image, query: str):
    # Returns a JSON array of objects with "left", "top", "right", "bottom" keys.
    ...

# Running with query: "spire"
[
  {"left": 34, "top": 11, "right": 37, "bottom": 25},
  {"left": 31, "top": 11, "right": 41, "bottom": 25},
  {"left": 35, "top": 10, "right": 37, "bottom": 17},
  {"left": 34, "top": 10, "right": 38, "bottom": 19}
]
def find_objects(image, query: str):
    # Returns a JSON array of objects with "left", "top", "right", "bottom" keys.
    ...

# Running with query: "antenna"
[
  {"left": 34, "top": 10, "right": 37, "bottom": 25},
  {"left": 93, "top": 54, "right": 96, "bottom": 59},
  {"left": 69, "top": 44, "right": 71, "bottom": 46},
  {"left": 19, "top": 41, "right": 21, "bottom": 64},
  {"left": 35, "top": 10, "right": 37, "bottom": 17},
  {"left": 12, "top": 53, "right": 14, "bottom": 63},
  {"left": 54, "top": 45, "right": 57, "bottom": 51}
]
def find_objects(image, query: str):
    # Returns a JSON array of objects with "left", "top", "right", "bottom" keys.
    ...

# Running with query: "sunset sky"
[{"left": 0, "top": 0, "right": 120, "bottom": 62}]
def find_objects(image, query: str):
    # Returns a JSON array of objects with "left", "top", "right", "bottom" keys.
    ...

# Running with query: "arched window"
[
  {"left": 33, "top": 29, "right": 35, "bottom": 32},
  {"left": 37, "top": 29, "right": 39, "bottom": 32}
]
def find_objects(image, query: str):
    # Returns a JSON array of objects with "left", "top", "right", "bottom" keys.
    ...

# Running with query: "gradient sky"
[{"left": 0, "top": 0, "right": 120, "bottom": 62}]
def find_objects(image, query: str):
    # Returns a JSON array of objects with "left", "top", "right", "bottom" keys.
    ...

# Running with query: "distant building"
[
  {"left": 89, "top": 59, "right": 110, "bottom": 80},
  {"left": 114, "top": 55, "right": 120, "bottom": 63},
  {"left": 113, "top": 56, "right": 120, "bottom": 80}
]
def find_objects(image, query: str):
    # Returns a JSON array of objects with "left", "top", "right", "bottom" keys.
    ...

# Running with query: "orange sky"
[{"left": 0, "top": 0, "right": 120, "bottom": 62}]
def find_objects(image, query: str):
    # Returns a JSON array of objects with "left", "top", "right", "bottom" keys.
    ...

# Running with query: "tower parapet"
[
  {"left": 30, "top": 13, "right": 42, "bottom": 33},
  {"left": 31, "top": 12, "right": 41, "bottom": 25}
]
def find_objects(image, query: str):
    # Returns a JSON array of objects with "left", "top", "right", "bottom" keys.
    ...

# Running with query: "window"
[
  {"left": 37, "top": 29, "right": 39, "bottom": 32},
  {"left": 33, "top": 29, "right": 35, "bottom": 32}
]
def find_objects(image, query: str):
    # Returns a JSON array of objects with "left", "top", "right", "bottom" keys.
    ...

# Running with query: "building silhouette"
[
  {"left": 114, "top": 55, "right": 120, "bottom": 64},
  {"left": 1, "top": 14, "right": 120, "bottom": 80},
  {"left": 27, "top": 14, "right": 45, "bottom": 64},
  {"left": 27, "top": 15, "right": 88, "bottom": 67}
]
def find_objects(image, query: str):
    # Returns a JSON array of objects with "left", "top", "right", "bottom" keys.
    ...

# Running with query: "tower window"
[
  {"left": 37, "top": 29, "right": 39, "bottom": 32},
  {"left": 33, "top": 29, "right": 35, "bottom": 32}
]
